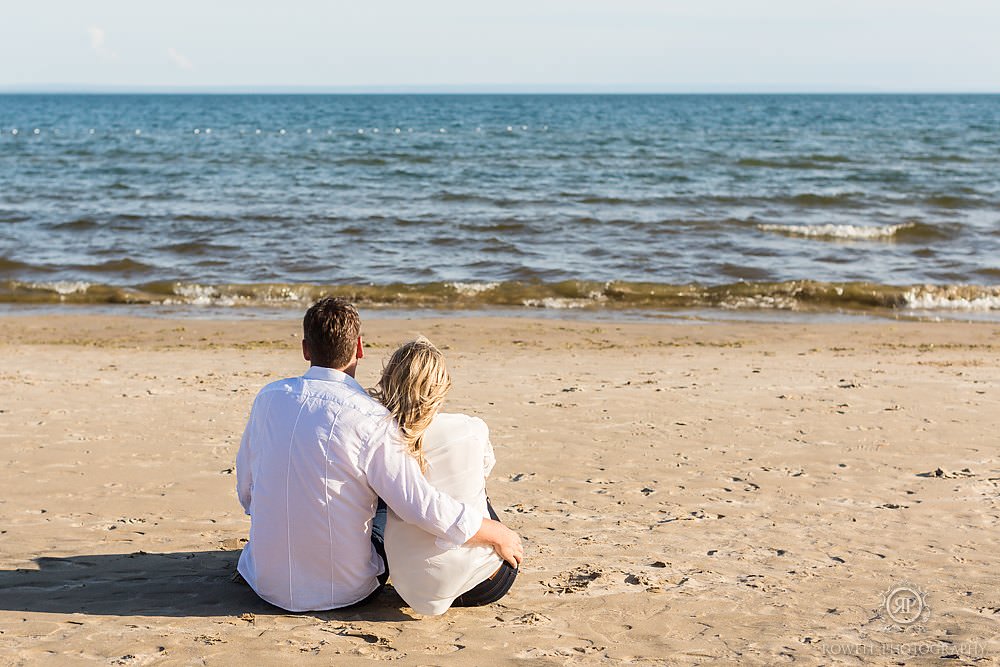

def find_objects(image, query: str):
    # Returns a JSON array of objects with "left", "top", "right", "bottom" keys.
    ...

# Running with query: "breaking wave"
[{"left": 2, "top": 279, "right": 998, "bottom": 314}]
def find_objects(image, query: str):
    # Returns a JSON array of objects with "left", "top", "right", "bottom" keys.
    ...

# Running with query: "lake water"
[{"left": 1, "top": 94, "right": 998, "bottom": 316}]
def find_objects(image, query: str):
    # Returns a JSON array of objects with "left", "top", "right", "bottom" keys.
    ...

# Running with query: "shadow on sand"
[{"left": 0, "top": 549, "right": 413, "bottom": 622}]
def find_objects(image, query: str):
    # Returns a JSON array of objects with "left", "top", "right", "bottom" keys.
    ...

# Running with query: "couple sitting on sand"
[{"left": 234, "top": 297, "right": 524, "bottom": 615}]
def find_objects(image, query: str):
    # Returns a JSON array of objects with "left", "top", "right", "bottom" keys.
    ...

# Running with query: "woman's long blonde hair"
[{"left": 371, "top": 337, "right": 452, "bottom": 473}]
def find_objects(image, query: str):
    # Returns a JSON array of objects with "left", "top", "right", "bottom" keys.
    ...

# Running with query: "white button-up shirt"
[{"left": 235, "top": 365, "right": 483, "bottom": 612}]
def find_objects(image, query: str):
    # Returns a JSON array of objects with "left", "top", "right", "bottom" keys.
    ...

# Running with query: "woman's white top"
[{"left": 385, "top": 412, "right": 503, "bottom": 615}]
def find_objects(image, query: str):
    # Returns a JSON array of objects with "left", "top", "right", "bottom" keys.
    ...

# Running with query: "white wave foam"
[
  {"left": 757, "top": 222, "right": 913, "bottom": 240},
  {"left": 170, "top": 284, "right": 248, "bottom": 306},
  {"left": 522, "top": 288, "right": 607, "bottom": 309},
  {"left": 448, "top": 282, "right": 500, "bottom": 296},
  {"left": 29, "top": 281, "right": 91, "bottom": 295},
  {"left": 167, "top": 283, "right": 314, "bottom": 306},
  {"left": 167, "top": 284, "right": 236, "bottom": 306},
  {"left": 522, "top": 298, "right": 590, "bottom": 309},
  {"left": 267, "top": 287, "right": 314, "bottom": 302},
  {"left": 720, "top": 295, "right": 799, "bottom": 310},
  {"left": 903, "top": 286, "right": 1000, "bottom": 311}
]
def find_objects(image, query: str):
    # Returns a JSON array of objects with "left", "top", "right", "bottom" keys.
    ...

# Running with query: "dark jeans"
[
  {"left": 372, "top": 497, "right": 389, "bottom": 581},
  {"left": 451, "top": 500, "right": 518, "bottom": 607},
  {"left": 342, "top": 498, "right": 389, "bottom": 609}
]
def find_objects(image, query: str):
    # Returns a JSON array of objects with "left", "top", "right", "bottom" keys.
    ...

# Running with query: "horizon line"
[{"left": 2, "top": 83, "right": 1000, "bottom": 95}]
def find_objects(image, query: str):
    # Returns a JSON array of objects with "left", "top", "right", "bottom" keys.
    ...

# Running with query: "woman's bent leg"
[
  {"left": 451, "top": 499, "right": 517, "bottom": 607},
  {"left": 451, "top": 560, "right": 517, "bottom": 607}
]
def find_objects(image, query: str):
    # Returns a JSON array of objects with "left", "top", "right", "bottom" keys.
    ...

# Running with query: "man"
[{"left": 235, "top": 297, "right": 523, "bottom": 612}]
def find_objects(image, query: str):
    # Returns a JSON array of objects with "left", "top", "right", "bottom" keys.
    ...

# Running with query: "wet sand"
[{"left": 0, "top": 314, "right": 998, "bottom": 665}]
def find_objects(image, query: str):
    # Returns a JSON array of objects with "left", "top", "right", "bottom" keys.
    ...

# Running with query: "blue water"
[{"left": 1, "top": 94, "right": 999, "bottom": 311}]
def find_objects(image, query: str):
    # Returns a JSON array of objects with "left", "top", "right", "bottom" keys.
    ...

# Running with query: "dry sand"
[{"left": 0, "top": 314, "right": 998, "bottom": 666}]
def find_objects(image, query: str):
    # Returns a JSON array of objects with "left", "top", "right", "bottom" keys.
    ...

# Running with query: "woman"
[{"left": 372, "top": 337, "right": 517, "bottom": 615}]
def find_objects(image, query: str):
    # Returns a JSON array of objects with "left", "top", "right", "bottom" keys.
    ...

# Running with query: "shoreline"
[
  {"left": 2, "top": 302, "right": 999, "bottom": 326},
  {"left": 1, "top": 314, "right": 998, "bottom": 664},
  {"left": 3, "top": 279, "right": 1000, "bottom": 319},
  {"left": 3, "top": 311, "right": 1000, "bottom": 346}
]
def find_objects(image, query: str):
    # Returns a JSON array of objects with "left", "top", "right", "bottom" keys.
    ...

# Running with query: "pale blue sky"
[{"left": 2, "top": 0, "right": 998, "bottom": 92}]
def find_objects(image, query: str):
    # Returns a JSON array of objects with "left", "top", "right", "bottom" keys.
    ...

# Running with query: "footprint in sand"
[
  {"left": 503, "top": 612, "right": 551, "bottom": 625},
  {"left": 543, "top": 566, "right": 603, "bottom": 595},
  {"left": 516, "top": 642, "right": 606, "bottom": 660},
  {"left": 918, "top": 467, "right": 974, "bottom": 478},
  {"left": 194, "top": 634, "right": 225, "bottom": 645},
  {"left": 320, "top": 625, "right": 402, "bottom": 661},
  {"left": 420, "top": 643, "right": 464, "bottom": 655}
]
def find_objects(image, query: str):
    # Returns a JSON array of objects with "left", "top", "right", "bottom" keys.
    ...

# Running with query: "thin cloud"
[
  {"left": 167, "top": 47, "right": 194, "bottom": 71},
  {"left": 87, "top": 26, "right": 118, "bottom": 61}
]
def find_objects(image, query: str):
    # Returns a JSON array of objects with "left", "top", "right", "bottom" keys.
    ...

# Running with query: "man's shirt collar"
[{"left": 303, "top": 365, "right": 365, "bottom": 394}]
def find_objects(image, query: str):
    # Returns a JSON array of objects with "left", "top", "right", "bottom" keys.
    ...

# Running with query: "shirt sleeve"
[
  {"left": 477, "top": 418, "right": 496, "bottom": 479},
  {"left": 361, "top": 421, "right": 483, "bottom": 547},
  {"left": 235, "top": 400, "right": 256, "bottom": 515}
]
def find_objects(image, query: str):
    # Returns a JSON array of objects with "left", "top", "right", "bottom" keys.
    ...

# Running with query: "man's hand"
[{"left": 466, "top": 518, "right": 524, "bottom": 568}]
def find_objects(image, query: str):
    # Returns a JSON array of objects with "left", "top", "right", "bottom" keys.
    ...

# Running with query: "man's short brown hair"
[{"left": 303, "top": 297, "right": 361, "bottom": 369}]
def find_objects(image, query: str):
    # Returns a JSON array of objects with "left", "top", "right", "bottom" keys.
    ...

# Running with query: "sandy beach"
[{"left": 0, "top": 313, "right": 998, "bottom": 665}]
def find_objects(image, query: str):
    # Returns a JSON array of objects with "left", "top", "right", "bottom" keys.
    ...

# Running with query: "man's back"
[{"left": 236, "top": 365, "right": 390, "bottom": 611}]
